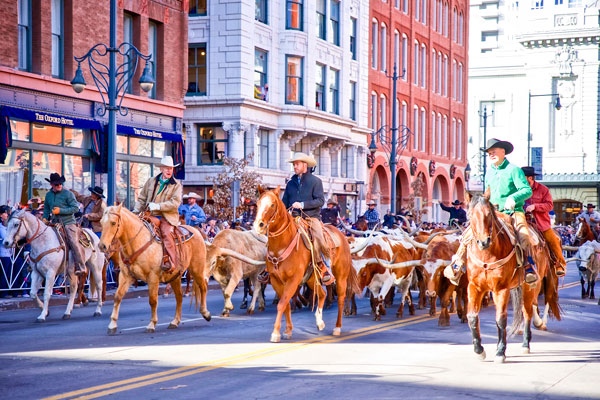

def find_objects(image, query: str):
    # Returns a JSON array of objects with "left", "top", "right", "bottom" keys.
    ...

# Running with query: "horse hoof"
[
  {"left": 93, "top": 312, "right": 102, "bottom": 317},
  {"left": 332, "top": 327, "right": 341, "bottom": 336},
  {"left": 221, "top": 311, "right": 230, "bottom": 317},
  {"left": 270, "top": 333, "right": 281, "bottom": 343},
  {"left": 107, "top": 327, "right": 117, "bottom": 335},
  {"left": 62, "top": 314, "right": 71, "bottom": 320},
  {"left": 168, "top": 323, "right": 178, "bottom": 329},
  {"left": 145, "top": 328, "right": 155, "bottom": 334},
  {"left": 522, "top": 347, "right": 530, "bottom": 354},
  {"left": 246, "top": 308, "right": 255, "bottom": 315},
  {"left": 476, "top": 350, "right": 486, "bottom": 361},
  {"left": 495, "top": 355, "right": 506, "bottom": 363},
  {"left": 258, "top": 306, "right": 265, "bottom": 312},
  {"left": 202, "top": 312, "right": 211, "bottom": 322},
  {"left": 282, "top": 333, "right": 292, "bottom": 340},
  {"left": 82, "top": 301, "right": 89, "bottom": 307},
  {"left": 36, "top": 318, "right": 45, "bottom": 323},
  {"left": 317, "top": 321, "right": 326, "bottom": 331}
]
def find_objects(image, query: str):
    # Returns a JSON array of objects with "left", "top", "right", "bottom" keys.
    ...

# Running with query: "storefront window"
[
  {"left": 129, "top": 162, "right": 152, "bottom": 205},
  {"left": 64, "top": 154, "right": 91, "bottom": 193},
  {"left": 32, "top": 123, "right": 62, "bottom": 145},
  {"left": 154, "top": 140, "right": 166, "bottom": 157},
  {"left": 129, "top": 137, "right": 152, "bottom": 157},
  {"left": 65, "top": 128, "right": 87, "bottom": 148},
  {"left": 198, "top": 126, "right": 227, "bottom": 165},
  {"left": 117, "top": 135, "right": 128, "bottom": 153},
  {"left": 10, "top": 119, "right": 29, "bottom": 141},
  {"left": 0, "top": 149, "right": 29, "bottom": 206},
  {"left": 31, "top": 151, "right": 62, "bottom": 199},
  {"left": 116, "top": 160, "right": 128, "bottom": 206}
]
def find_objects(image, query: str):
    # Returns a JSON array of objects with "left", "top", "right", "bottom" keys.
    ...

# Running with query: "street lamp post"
[
  {"left": 527, "top": 91, "right": 562, "bottom": 166},
  {"left": 70, "top": 0, "right": 155, "bottom": 205},
  {"left": 368, "top": 64, "right": 411, "bottom": 215},
  {"left": 478, "top": 106, "right": 493, "bottom": 188}
]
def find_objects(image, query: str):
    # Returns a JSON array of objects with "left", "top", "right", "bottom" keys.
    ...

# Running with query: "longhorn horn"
[
  {"left": 423, "top": 229, "right": 461, "bottom": 245},
  {"left": 398, "top": 229, "right": 428, "bottom": 250},
  {"left": 561, "top": 245, "right": 579, "bottom": 251},
  {"left": 564, "top": 257, "right": 586, "bottom": 263},
  {"left": 340, "top": 220, "right": 380, "bottom": 237},
  {"left": 409, "top": 222, "right": 422, "bottom": 236},
  {"left": 218, "top": 247, "right": 267, "bottom": 266},
  {"left": 349, "top": 228, "right": 378, "bottom": 254},
  {"left": 375, "top": 256, "right": 422, "bottom": 269}
]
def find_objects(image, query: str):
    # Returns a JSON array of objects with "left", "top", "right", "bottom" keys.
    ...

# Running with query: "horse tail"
[
  {"left": 543, "top": 272, "right": 563, "bottom": 321},
  {"left": 509, "top": 286, "right": 523, "bottom": 337},
  {"left": 346, "top": 263, "right": 362, "bottom": 298}
]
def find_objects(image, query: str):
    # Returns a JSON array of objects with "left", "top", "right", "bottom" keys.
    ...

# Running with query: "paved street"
[{"left": 1, "top": 263, "right": 599, "bottom": 400}]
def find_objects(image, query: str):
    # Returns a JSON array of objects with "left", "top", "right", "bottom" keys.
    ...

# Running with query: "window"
[
  {"left": 330, "top": 0, "right": 340, "bottom": 45},
  {"left": 437, "top": 113, "right": 442, "bottom": 154},
  {"left": 431, "top": 112, "right": 436, "bottom": 154},
  {"left": 412, "top": 107, "right": 419, "bottom": 150},
  {"left": 403, "top": 0, "right": 408, "bottom": 13},
  {"left": 401, "top": 102, "right": 407, "bottom": 129},
  {"left": 421, "top": 0, "right": 427, "bottom": 24},
  {"left": 420, "top": 44, "right": 426, "bottom": 88},
  {"left": 341, "top": 146, "right": 350, "bottom": 178},
  {"left": 254, "top": 48, "right": 268, "bottom": 100},
  {"left": 453, "top": 8, "right": 457, "bottom": 42},
  {"left": 188, "top": 44, "right": 207, "bottom": 96},
  {"left": 380, "top": 95, "right": 387, "bottom": 133},
  {"left": 18, "top": 0, "right": 31, "bottom": 71},
  {"left": 452, "top": 118, "right": 457, "bottom": 157},
  {"left": 479, "top": 101, "right": 504, "bottom": 127},
  {"left": 258, "top": 129, "right": 269, "bottom": 168},
  {"left": 444, "top": 2, "right": 449, "bottom": 37},
  {"left": 380, "top": 24, "right": 387, "bottom": 72},
  {"left": 189, "top": 0, "right": 207, "bottom": 16},
  {"left": 432, "top": 51, "right": 436, "bottom": 93},
  {"left": 350, "top": 17, "right": 357, "bottom": 60},
  {"left": 286, "top": 56, "right": 303, "bottom": 104},
  {"left": 394, "top": 31, "right": 400, "bottom": 72},
  {"left": 255, "top": 0, "right": 267, "bottom": 23},
  {"left": 51, "top": 0, "right": 63, "bottom": 78},
  {"left": 287, "top": 0, "right": 303, "bottom": 30},
  {"left": 148, "top": 21, "right": 158, "bottom": 99},
  {"left": 396, "top": 0, "right": 400, "bottom": 8},
  {"left": 123, "top": 13, "right": 134, "bottom": 93},
  {"left": 316, "top": 64, "right": 325, "bottom": 110},
  {"left": 433, "top": 0, "right": 437, "bottom": 30},
  {"left": 328, "top": 68, "right": 339, "bottom": 114},
  {"left": 371, "top": 20, "right": 378, "bottom": 69},
  {"left": 415, "top": 0, "right": 420, "bottom": 22},
  {"left": 452, "top": 59, "right": 457, "bottom": 99},
  {"left": 413, "top": 41, "right": 419, "bottom": 85},
  {"left": 459, "top": 13, "right": 464, "bottom": 44},
  {"left": 371, "top": 92, "right": 377, "bottom": 129},
  {"left": 401, "top": 35, "right": 408, "bottom": 80},
  {"left": 420, "top": 108, "right": 426, "bottom": 152},
  {"left": 458, "top": 63, "right": 463, "bottom": 102},
  {"left": 532, "top": 0, "right": 544, "bottom": 9},
  {"left": 349, "top": 81, "right": 356, "bottom": 121},
  {"left": 317, "top": 0, "right": 326, "bottom": 40},
  {"left": 443, "top": 115, "right": 447, "bottom": 156},
  {"left": 198, "top": 126, "right": 227, "bottom": 165},
  {"left": 457, "top": 120, "right": 463, "bottom": 160},
  {"left": 438, "top": 0, "right": 443, "bottom": 33},
  {"left": 443, "top": 55, "right": 448, "bottom": 96}
]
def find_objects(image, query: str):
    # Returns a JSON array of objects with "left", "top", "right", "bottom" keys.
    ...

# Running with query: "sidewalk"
[{"left": 0, "top": 281, "right": 226, "bottom": 312}]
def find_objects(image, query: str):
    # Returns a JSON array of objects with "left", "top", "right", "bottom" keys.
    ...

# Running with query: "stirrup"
[{"left": 555, "top": 265, "right": 566, "bottom": 277}]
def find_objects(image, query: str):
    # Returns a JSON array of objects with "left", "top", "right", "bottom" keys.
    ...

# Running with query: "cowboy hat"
[
  {"left": 451, "top": 200, "right": 462, "bottom": 206},
  {"left": 182, "top": 193, "right": 189, "bottom": 199},
  {"left": 156, "top": 156, "right": 180, "bottom": 168},
  {"left": 482, "top": 138, "right": 514, "bottom": 155},
  {"left": 45, "top": 172, "right": 66, "bottom": 185},
  {"left": 368, "top": 200, "right": 377, "bottom": 206},
  {"left": 521, "top": 166, "right": 536, "bottom": 177},
  {"left": 187, "top": 192, "right": 201, "bottom": 200},
  {"left": 88, "top": 186, "right": 105, "bottom": 198},
  {"left": 287, "top": 152, "right": 317, "bottom": 168},
  {"left": 585, "top": 203, "right": 596, "bottom": 208},
  {"left": 327, "top": 199, "right": 338, "bottom": 205}
]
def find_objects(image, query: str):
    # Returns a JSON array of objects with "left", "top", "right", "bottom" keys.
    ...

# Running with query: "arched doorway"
[
  {"left": 371, "top": 165, "right": 390, "bottom": 208},
  {"left": 396, "top": 168, "right": 410, "bottom": 212},
  {"left": 431, "top": 175, "right": 450, "bottom": 223}
]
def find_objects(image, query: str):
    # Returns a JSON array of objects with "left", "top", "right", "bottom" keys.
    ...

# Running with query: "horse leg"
[
  {"left": 37, "top": 269, "right": 58, "bottom": 322},
  {"left": 240, "top": 277, "right": 250, "bottom": 309},
  {"left": 222, "top": 270, "right": 242, "bottom": 316},
  {"left": 333, "top": 265, "right": 348, "bottom": 336},
  {"left": 107, "top": 270, "right": 133, "bottom": 335},
  {"left": 467, "top": 283, "right": 486, "bottom": 360},
  {"left": 90, "top": 254, "right": 104, "bottom": 317},
  {"left": 590, "top": 278, "right": 596, "bottom": 300},
  {"left": 581, "top": 277, "right": 587, "bottom": 299},
  {"left": 271, "top": 279, "right": 296, "bottom": 342},
  {"left": 493, "top": 289, "right": 511, "bottom": 363},
  {"left": 521, "top": 285, "right": 536, "bottom": 354},
  {"left": 145, "top": 279, "right": 159, "bottom": 333},
  {"left": 29, "top": 270, "right": 43, "bottom": 309},
  {"left": 168, "top": 277, "right": 183, "bottom": 329},
  {"left": 63, "top": 271, "right": 78, "bottom": 320},
  {"left": 248, "top": 277, "right": 261, "bottom": 314},
  {"left": 313, "top": 279, "right": 327, "bottom": 331}
]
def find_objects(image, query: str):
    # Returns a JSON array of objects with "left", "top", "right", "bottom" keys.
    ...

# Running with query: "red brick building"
[
  {"left": 368, "top": 0, "right": 469, "bottom": 223},
  {"left": 0, "top": 0, "right": 187, "bottom": 208}
]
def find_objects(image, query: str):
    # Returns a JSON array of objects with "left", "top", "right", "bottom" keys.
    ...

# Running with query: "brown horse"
[
  {"left": 99, "top": 205, "right": 211, "bottom": 334},
  {"left": 253, "top": 187, "right": 361, "bottom": 342},
  {"left": 465, "top": 192, "right": 537, "bottom": 362},
  {"left": 575, "top": 217, "right": 596, "bottom": 246}
]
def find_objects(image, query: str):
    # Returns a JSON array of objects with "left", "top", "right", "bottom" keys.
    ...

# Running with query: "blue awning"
[
  {"left": 0, "top": 105, "right": 103, "bottom": 131},
  {"left": 116, "top": 124, "right": 183, "bottom": 143}
]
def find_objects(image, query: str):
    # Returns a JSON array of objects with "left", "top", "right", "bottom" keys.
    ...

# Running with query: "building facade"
[
  {"left": 468, "top": 0, "right": 600, "bottom": 224},
  {"left": 367, "top": 0, "right": 469, "bottom": 223},
  {"left": 0, "top": 0, "right": 187, "bottom": 208},
  {"left": 184, "top": 0, "right": 371, "bottom": 220}
]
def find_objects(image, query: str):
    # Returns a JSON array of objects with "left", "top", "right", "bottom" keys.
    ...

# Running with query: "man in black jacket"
[
  {"left": 282, "top": 152, "right": 334, "bottom": 285},
  {"left": 321, "top": 199, "right": 340, "bottom": 225},
  {"left": 440, "top": 200, "right": 467, "bottom": 226}
]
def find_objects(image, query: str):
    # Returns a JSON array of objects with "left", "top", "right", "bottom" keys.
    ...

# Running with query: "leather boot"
[
  {"left": 319, "top": 263, "right": 335, "bottom": 286},
  {"left": 444, "top": 263, "right": 465, "bottom": 286},
  {"left": 524, "top": 256, "right": 539, "bottom": 285},
  {"left": 555, "top": 264, "right": 566, "bottom": 277},
  {"left": 159, "top": 219, "right": 179, "bottom": 274}
]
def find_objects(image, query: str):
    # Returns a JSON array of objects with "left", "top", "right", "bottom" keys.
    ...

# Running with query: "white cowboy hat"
[
  {"left": 156, "top": 156, "right": 180, "bottom": 168},
  {"left": 368, "top": 200, "right": 377, "bottom": 206},
  {"left": 182, "top": 193, "right": 189, "bottom": 199},
  {"left": 287, "top": 152, "right": 317, "bottom": 168},
  {"left": 187, "top": 192, "right": 201, "bottom": 199}
]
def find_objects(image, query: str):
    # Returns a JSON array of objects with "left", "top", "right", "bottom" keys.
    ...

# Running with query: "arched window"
[
  {"left": 371, "top": 91, "right": 378, "bottom": 129},
  {"left": 420, "top": 107, "right": 426, "bottom": 152},
  {"left": 459, "top": 12, "right": 464, "bottom": 45},
  {"left": 453, "top": 8, "right": 457, "bottom": 42},
  {"left": 442, "top": 115, "right": 448, "bottom": 156},
  {"left": 431, "top": 50, "right": 436, "bottom": 93},
  {"left": 415, "top": 0, "right": 420, "bottom": 23},
  {"left": 452, "top": 59, "right": 457, "bottom": 100},
  {"left": 457, "top": 119, "right": 463, "bottom": 160},
  {"left": 380, "top": 23, "right": 387, "bottom": 72},
  {"left": 438, "top": 52, "right": 443, "bottom": 94},
  {"left": 371, "top": 19, "right": 378, "bottom": 70},
  {"left": 421, "top": 0, "right": 427, "bottom": 24},
  {"left": 394, "top": 30, "right": 400, "bottom": 71},
  {"left": 401, "top": 101, "right": 408, "bottom": 129},
  {"left": 380, "top": 94, "right": 387, "bottom": 134},
  {"left": 444, "top": 2, "right": 448, "bottom": 37},
  {"left": 413, "top": 106, "right": 419, "bottom": 150},
  {"left": 432, "top": 0, "right": 437, "bottom": 30},
  {"left": 443, "top": 54, "right": 448, "bottom": 96},
  {"left": 436, "top": 113, "right": 442, "bottom": 155},
  {"left": 420, "top": 44, "right": 427, "bottom": 88},
  {"left": 431, "top": 112, "right": 436, "bottom": 154},
  {"left": 401, "top": 34, "right": 408, "bottom": 80},
  {"left": 438, "top": 0, "right": 443, "bottom": 33},
  {"left": 452, "top": 118, "right": 457, "bottom": 157},
  {"left": 413, "top": 40, "right": 419, "bottom": 85},
  {"left": 458, "top": 63, "right": 463, "bottom": 102}
]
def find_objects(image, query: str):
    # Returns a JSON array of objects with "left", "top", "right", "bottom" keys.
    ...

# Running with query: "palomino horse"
[
  {"left": 253, "top": 187, "right": 361, "bottom": 342},
  {"left": 3, "top": 209, "right": 105, "bottom": 321},
  {"left": 99, "top": 205, "right": 211, "bottom": 334},
  {"left": 575, "top": 217, "right": 596, "bottom": 246},
  {"left": 464, "top": 192, "right": 537, "bottom": 362}
]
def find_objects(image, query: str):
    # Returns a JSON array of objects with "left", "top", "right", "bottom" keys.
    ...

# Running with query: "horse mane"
[{"left": 468, "top": 194, "right": 499, "bottom": 222}]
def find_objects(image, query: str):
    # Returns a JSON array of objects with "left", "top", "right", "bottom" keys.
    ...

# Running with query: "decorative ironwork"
[
  {"left": 450, "top": 164, "right": 456, "bottom": 179},
  {"left": 429, "top": 160, "right": 436, "bottom": 177},
  {"left": 410, "top": 157, "right": 418, "bottom": 176}
]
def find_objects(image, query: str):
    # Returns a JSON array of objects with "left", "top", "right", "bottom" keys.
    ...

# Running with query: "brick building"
[
  {"left": 0, "top": 0, "right": 187, "bottom": 208},
  {"left": 368, "top": 0, "right": 469, "bottom": 223}
]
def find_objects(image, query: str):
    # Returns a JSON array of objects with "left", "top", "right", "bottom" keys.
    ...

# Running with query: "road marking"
[
  {"left": 44, "top": 280, "right": 582, "bottom": 400},
  {"left": 121, "top": 317, "right": 208, "bottom": 331}
]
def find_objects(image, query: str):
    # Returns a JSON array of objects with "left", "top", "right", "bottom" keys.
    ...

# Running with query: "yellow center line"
[{"left": 45, "top": 279, "right": 582, "bottom": 400}]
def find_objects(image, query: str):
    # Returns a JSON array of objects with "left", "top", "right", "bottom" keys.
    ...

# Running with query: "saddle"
[{"left": 139, "top": 211, "right": 194, "bottom": 245}]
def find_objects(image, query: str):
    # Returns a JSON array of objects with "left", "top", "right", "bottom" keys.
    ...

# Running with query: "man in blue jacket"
[{"left": 440, "top": 200, "right": 467, "bottom": 226}]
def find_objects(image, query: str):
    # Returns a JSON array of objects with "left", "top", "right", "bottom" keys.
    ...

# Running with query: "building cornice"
[{"left": 519, "top": 33, "right": 600, "bottom": 48}]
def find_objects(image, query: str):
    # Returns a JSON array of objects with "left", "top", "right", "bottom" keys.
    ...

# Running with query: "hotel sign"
[
  {"left": 35, "top": 112, "right": 74, "bottom": 126},
  {"left": 554, "top": 14, "right": 578, "bottom": 27}
]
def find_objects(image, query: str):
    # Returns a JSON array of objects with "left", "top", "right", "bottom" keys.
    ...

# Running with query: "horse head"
[
  {"left": 254, "top": 186, "right": 283, "bottom": 235},
  {"left": 467, "top": 192, "right": 496, "bottom": 251},
  {"left": 3, "top": 209, "right": 32, "bottom": 248},
  {"left": 99, "top": 204, "right": 124, "bottom": 252}
]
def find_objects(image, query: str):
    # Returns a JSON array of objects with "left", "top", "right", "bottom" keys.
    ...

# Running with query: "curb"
[{"left": 0, "top": 282, "right": 225, "bottom": 312}]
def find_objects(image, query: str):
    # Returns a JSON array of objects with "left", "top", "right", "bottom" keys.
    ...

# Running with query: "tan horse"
[
  {"left": 575, "top": 216, "right": 596, "bottom": 246},
  {"left": 253, "top": 187, "right": 361, "bottom": 342},
  {"left": 99, "top": 205, "right": 211, "bottom": 334}
]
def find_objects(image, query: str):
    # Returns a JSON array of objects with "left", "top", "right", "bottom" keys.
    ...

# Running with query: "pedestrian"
[
  {"left": 242, "top": 202, "right": 257, "bottom": 228},
  {"left": 0, "top": 205, "right": 12, "bottom": 298},
  {"left": 321, "top": 199, "right": 340, "bottom": 225},
  {"left": 440, "top": 200, "right": 467, "bottom": 226},
  {"left": 183, "top": 192, "right": 206, "bottom": 227},
  {"left": 362, "top": 200, "right": 380, "bottom": 230},
  {"left": 72, "top": 186, "right": 106, "bottom": 238},
  {"left": 383, "top": 209, "right": 396, "bottom": 229}
]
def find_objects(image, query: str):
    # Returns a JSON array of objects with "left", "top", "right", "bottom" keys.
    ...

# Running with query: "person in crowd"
[
  {"left": 72, "top": 186, "right": 106, "bottom": 238},
  {"left": 578, "top": 203, "right": 600, "bottom": 239},
  {"left": 362, "top": 201, "right": 380, "bottom": 230},
  {"left": 178, "top": 194, "right": 190, "bottom": 219},
  {"left": 42, "top": 173, "right": 87, "bottom": 276},
  {"left": 383, "top": 209, "right": 397, "bottom": 229},
  {"left": 133, "top": 156, "right": 183, "bottom": 274},
  {"left": 321, "top": 199, "right": 340, "bottom": 225},
  {"left": 0, "top": 205, "right": 12, "bottom": 298},
  {"left": 521, "top": 166, "right": 566, "bottom": 276},
  {"left": 440, "top": 200, "right": 468, "bottom": 226},
  {"left": 242, "top": 202, "right": 257, "bottom": 229},
  {"left": 203, "top": 217, "right": 220, "bottom": 240},
  {"left": 183, "top": 192, "right": 206, "bottom": 227}
]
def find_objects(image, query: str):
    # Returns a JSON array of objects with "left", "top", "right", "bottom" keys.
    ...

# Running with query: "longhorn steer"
[
  {"left": 572, "top": 240, "right": 600, "bottom": 299},
  {"left": 205, "top": 230, "right": 267, "bottom": 316}
]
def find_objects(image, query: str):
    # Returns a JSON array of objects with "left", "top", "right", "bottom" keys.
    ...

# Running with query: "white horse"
[{"left": 2, "top": 209, "right": 105, "bottom": 321}]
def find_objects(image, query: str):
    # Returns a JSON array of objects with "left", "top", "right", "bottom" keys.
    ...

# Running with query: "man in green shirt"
[
  {"left": 444, "top": 138, "right": 538, "bottom": 285},
  {"left": 42, "top": 173, "right": 86, "bottom": 276}
]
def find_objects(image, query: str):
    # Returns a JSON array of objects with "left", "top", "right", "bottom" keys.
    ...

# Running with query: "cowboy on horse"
[
  {"left": 282, "top": 152, "right": 334, "bottom": 285},
  {"left": 445, "top": 138, "right": 539, "bottom": 285},
  {"left": 133, "top": 156, "right": 183, "bottom": 275},
  {"left": 42, "top": 172, "right": 87, "bottom": 276}
]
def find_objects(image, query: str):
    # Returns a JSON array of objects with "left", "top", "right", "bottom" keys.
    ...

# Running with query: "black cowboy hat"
[
  {"left": 45, "top": 172, "right": 66, "bottom": 185},
  {"left": 521, "top": 166, "right": 536, "bottom": 177},
  {"left": 451, "top": 200, "right": 462, "bottom": 206},
  {"left": 586, "top": 203, "right": 596, "bottom": 208},
  {"left": 327, "top": 199, "right": 338, "bottom": 205},
  {"left": 88, "top": 186, "right": 105, "bottom": 198},
  {"left": 482, "top": 138, "right": 514, "bottom": 155}
]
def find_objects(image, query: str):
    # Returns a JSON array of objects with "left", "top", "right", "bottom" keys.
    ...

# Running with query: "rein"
[
  {"left": 468, "top": 207, "right": 516, "bottom": 271},
  {"left": 108, "top": 211, "right": 155, "bottom": 267},
  {"left": 12, "top": 215, "right": 64, "bottom": 265},
  {"left": 264, "top": 199, "right": 301, "bottom": 269}
]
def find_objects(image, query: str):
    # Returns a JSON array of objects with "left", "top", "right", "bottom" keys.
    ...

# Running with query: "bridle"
[
  {"left": 10, "top": 214, "right": 48, "bottom": 246},
  {"left": 105, "top": 210, "right": 154, "bottom": 267},
  {"left": 259, "top": 193, "right": 293, "bottom": 238}
]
